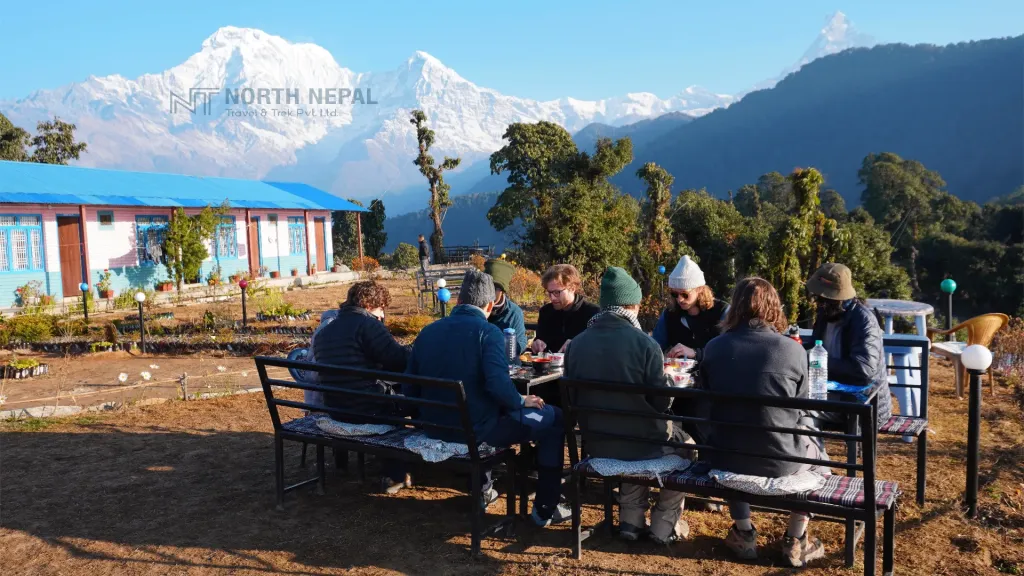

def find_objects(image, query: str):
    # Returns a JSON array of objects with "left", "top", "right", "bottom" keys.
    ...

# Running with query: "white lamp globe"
[
  {"left": 134, "top": 291, "right": 147, "bottom": 304},
  {"left": 436, "top": 278, "right": 447, "bottom": 288},
  {"left": 961, "top": 344, "right": 993, "bottom": 372}
]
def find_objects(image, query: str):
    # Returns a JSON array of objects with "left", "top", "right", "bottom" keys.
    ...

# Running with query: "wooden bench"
[
  {"left": 559, "top": 378, "right": 900, "bottom": 576},
  {"left": 254, "top": 355, "right": 518, "bottom": 555}
]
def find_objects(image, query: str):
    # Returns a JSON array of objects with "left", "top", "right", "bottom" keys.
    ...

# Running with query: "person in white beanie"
[{"left": 652, "top": 255, "right": 729, "bottom": 362}]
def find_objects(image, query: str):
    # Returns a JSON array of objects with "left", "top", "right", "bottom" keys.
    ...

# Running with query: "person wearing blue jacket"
[
  {"left": 483, "top": 258, "right": 528, "bottom": 356},
  {"left": 404, "top": 268, "right": 571, "bottom": 527}
]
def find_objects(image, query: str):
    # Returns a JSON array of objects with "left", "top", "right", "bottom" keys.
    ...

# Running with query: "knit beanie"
[
  {"left": 458, "top": 269, "right": 496, "bottom": 308},
  {"left": 484, "top": 259, "right": 515, "bottom": 293},
  {"left": 599, "top": 266, "right": 643, "bottom": 308},
  {"left": 668, "top": 255, "right": 706, "bottom": 291}
]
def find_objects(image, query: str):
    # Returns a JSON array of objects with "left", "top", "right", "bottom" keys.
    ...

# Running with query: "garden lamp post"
[
  {"left": 437, "top": 278, "right": 451, "bottom": 318},
  {"left": 135, "top": 291, "right": 147, "bottom": 354},
  {"left": 940, "top": 278, "right": 957, "bottom": 340},
  {"left": 239, "top": 279, "right": 249, "bottom": 328},
  {"left": 79, "top": 282, "right": 90, "bottom": 323},
  {"left": 657, "top": 265, "right": 666, "bottom": 303},
  {"left": 961, "top": 344, "right": 992, "bottom": 518}
]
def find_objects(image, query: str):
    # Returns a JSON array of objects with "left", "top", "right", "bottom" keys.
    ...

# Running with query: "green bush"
[
  {"left": 390, "top": 243, "right": 420, "bottom": 270},
  {"left": 6, "top": 314, "right": 54, "bottom": 343}
]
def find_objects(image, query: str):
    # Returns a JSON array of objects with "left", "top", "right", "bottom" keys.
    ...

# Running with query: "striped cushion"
[
  {"left": 879, "top": 415, "right": 928, "bottom": 437},
  {"left": 281, "top": 415, "right": 505, "bottom": 460},
  {"left": 579, "top": 457, "right": 900, "bottom": 510}
]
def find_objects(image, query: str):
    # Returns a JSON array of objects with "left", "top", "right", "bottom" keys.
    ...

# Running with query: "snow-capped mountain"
[
  {"left": 0, "top": 26, "right": 734, "bottom": 202},
  {"left": 743, "top": 11, "right": 876, "bottom": 94}
]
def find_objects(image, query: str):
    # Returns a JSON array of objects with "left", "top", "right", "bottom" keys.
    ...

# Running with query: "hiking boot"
[
  {"left": 725, "top": 524, "right": 758, "bottom": 560},
  {"left": 618, "top": 522, "right": 645, "bottom": 541},
  {"left": 479, "top": 488, "right": 500, "bottom": 510},
  {"left": 650, "top": 518, "right": 690, "bottom": 545},
  {"left": 530, "top": 502, "right": 572, "bottom": 527},
  {"left": 781, "top": 530, "right": 826, "bottom": 567},
  {"left": 380, "top": 473, "right": 412, "bottom": 495}
]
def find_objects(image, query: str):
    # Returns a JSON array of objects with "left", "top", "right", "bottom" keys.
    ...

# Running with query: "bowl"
[
  {"left": 548, "top": 353, "right": 565, "bottom": 367},
  {"left": 531, "top": 358, "right": 552, "bottom": 374}
]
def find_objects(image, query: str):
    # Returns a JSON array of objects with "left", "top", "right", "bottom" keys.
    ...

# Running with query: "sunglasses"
[{"left": 670, "top": 290, "right": 691, "bottom": 300}]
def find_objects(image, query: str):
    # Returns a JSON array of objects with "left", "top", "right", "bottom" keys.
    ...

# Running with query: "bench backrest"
[
  {"left": 253, "top": 356, "right": 486, "bottom": 461},
  {"left": 558, "top": 378, "right": 879, "bottom": 503}
]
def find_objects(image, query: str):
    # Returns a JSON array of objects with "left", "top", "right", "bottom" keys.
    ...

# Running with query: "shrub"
[
  {"left": 508, "top": 268, "right": 546, "bottom": 308},
  {"left": 6, "top": 314, "right": 54, "bottom": 343},
  {"left": 387, "top": 314, "right": 435, "bottom": 337},
  {"left": 993, "top": 316, "right": 1024, "bottom": 381},
  {"left": 390, "top": 243, "right": 420, "bottom": 270},
  {"left": 8, "top": 357, "right": 39, "bottom": 369},
  {"left": 470, "top": 254, "right": 486, "bottom": 271},
  {"left": 351, "top": 256, "right": 381, "bottom": 272}
]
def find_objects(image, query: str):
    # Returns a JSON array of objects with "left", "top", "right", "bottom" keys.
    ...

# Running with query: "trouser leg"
[
  {"left": 618, "top": 483, "right": 651, "bottom": 529},
  {"left": 649, "top": 487, "right": 687, "bottom": 541}
]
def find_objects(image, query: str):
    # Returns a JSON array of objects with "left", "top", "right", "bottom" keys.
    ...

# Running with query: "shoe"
[
  {"left": 380, "top": 473, "right": 412, "bottom": 495},
  {"left": 530, "top": 502, "right": 572, "bottom": 527},
  {"left": 479, "top": 488, "right": 499, "bottom": 510},
  {"left": 619, "top": 522, "right": 645, "bottom": 541},
  {"left": 650, "top": 518, "right": 690, "bottom": 545},
  {"left": 725, "top": 524, "right": 758, "bottom": 560},
  {"left": 781, "top": 531, "right": 826, "bottom": 567}
]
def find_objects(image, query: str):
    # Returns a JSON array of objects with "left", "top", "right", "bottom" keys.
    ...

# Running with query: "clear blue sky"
[{"left": 2, "top": 0, "right": 1021, "bottom": 101}]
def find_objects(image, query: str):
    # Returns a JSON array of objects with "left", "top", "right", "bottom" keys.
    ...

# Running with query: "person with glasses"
[
  {"left": 652, "top": 255, "right": 729, "bottom": 363},
  {"left": 531, "top": 264, "right": 600, "bottom": 355},
  {"left": 312, "top": 280, "right": 412, "bottom": 494}
]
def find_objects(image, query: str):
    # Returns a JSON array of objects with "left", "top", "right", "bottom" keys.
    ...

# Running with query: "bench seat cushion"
[
  {"left": 576, "top": 458, "right": 901, "bottom": 510},
  {"left": 281, "top": 415, "right": 507, "bottom": 461},
  {"left": 878, "top": 415, "right": 928, "bottom": 437}
]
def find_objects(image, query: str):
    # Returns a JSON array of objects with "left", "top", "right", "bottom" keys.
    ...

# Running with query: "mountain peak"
[
  {"left": 201, "top": 26, "right": 274, "bottom": 50},
  {"left": 801, "top": 11, "right": 876, "bottom": 64}
]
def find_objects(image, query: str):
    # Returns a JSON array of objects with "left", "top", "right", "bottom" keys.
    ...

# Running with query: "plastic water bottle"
[
  {"left": 503, "top": 328, "right": 517, "bottom": 366},
  {"left": 809, "top": 340, "right": 829, "bottom": 400}
]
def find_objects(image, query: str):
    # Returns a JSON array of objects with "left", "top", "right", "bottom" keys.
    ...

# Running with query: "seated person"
[
  {"left": 483, "top": 258, "right": 527, "bottom": 356},
  {"left": 652, "top": 255, "right": 729, "bottom": 362},
  {"left": 700, "top": 277, "right": 830, "bottom": 568},
  {"left": 806, "top": 263, "right": 894, "bottom": 428},
  {"left": 531, "top": 263, "right": 600, "bottom": 355},
  {"left": 404, "top": 269, "right": 570, "bottom": 526},
  {"left": 563, "top": 267, "right": 690, "bottom": 545},
  {"left": 313, "top": 280, "right": 412, "bottom": 493}
]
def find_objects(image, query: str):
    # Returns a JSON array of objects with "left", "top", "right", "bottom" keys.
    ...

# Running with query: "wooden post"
[
  {"left": 78, "top": 205, "right": 91, "bottom": 288},
  {"left": 303, "top": 210, "right": 312, "bottom": 275},
  {"left": 356, "top": 212, "right": 364, "bottom": 261},
  {"left": 244, "top": 208, "right": 253, "bottom": 274}
]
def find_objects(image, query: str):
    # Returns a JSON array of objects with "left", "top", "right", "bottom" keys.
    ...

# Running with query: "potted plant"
[
  {"left": 229, "top": 272, "right": 243, "bottom": 284},
  {"left": 96, "top": 269, "right": 115, "bottom": 299},
  {"left": 291, "top": 268, "right": 299, "bottom": 277},
  {"left": 269, "top": 270, "right": 281, "bottom": 278},
  {"left": 157, "top": 280, "right": 174, "bottom": 292}
]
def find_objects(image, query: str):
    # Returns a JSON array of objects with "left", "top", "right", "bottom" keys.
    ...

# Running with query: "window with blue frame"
[
  {"left": 136, "top": 216, "right": 169, "bottom": 266},
  {"left": 287, "top": 217, "right": 307, "bottom": 255},
  {"left": 0, "top": 215, "right": 44, "bottom": 273},
  {"left": 215, "top": 216, "right": 237, "bottom": 259}
]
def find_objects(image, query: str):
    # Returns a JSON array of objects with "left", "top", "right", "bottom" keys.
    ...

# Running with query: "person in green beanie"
[
  {"left": 563, "top": 266, "right": 691, "bottom": 545},
  {"left": 483, "top": 258, "right": 527, "bottom": 356}
]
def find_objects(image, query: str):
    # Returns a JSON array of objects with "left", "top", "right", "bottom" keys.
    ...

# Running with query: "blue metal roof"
[{"left": 0, "top": 160, "right": 368, "bottom": 212}]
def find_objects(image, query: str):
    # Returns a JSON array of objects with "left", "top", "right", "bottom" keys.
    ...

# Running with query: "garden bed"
[
  {"left": 2, "top": 361, "right": 49, "bottom": 379},
  {"left": 5, "top": 335, "right": 309, "bottom": 356}
]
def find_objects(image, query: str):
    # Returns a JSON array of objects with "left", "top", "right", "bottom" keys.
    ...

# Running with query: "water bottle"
[
  {"left": 808, "top": 340, "right": 829, "bottom": 400},
  {"left": 503, "top": 328, "right": 517, "bottom": 366}
]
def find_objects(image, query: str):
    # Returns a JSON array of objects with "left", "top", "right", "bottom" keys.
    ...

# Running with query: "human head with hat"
[
  {"left": 483, "top": 258, "right": 516, "bottom": 305},
  {"left": 599, "top": 266, "right": 643, "bottom": 310},
  {"left": 806, "top": 262, "right": 857, "bottom": 321},
  {"left": 667, "top": 255, "right": 717, "bottom": 316}
]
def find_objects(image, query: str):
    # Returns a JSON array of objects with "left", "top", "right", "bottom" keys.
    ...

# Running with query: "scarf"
[{"left": 587, "top": 306, "right": 643, "bottom": 331}]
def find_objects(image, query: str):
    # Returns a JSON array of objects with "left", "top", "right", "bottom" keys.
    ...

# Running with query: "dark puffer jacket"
[
  {"left": 810, "top": 300, "right": 893, "bottom": 426},
  {"left": 312, "top": 304, "right": 411, "bottom": 420}
]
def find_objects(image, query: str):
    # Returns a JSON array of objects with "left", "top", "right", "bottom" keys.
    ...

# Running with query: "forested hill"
[
  {"left": 382, "top": 192, "right": 507, "bottom": 253},
  {"left": 610, "top": 36, "right": 1024, "bottom": 206}
]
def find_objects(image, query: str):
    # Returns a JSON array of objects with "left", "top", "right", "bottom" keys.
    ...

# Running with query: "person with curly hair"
[
  {"left": 652, "top": 256, "right": 729, "bottom": 363},
  {"left": 313, "top": 280, "right": 412, "bottom": 493}
]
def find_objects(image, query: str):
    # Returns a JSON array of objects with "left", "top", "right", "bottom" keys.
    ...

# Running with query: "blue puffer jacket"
[{"left": 403, "top": 304, "right": 524, "bottom": 442}]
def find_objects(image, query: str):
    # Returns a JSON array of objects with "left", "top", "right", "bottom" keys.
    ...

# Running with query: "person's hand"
[
  {"left": 666, "top": 344, "right": 695, "bottom": 359},
  {"left": 523, "top": 395, "right": 545, "bottom": 409},
  {"left": 531, "top": 339, "right": 547, "bottom": 354},
  {"left": 558, "top": 339, "right": 571, "bottom": 353}
]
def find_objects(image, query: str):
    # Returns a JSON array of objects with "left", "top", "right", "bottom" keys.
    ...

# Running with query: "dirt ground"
[{"left": 2, "top": 355, "right": 1022, "bottom": 575}]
